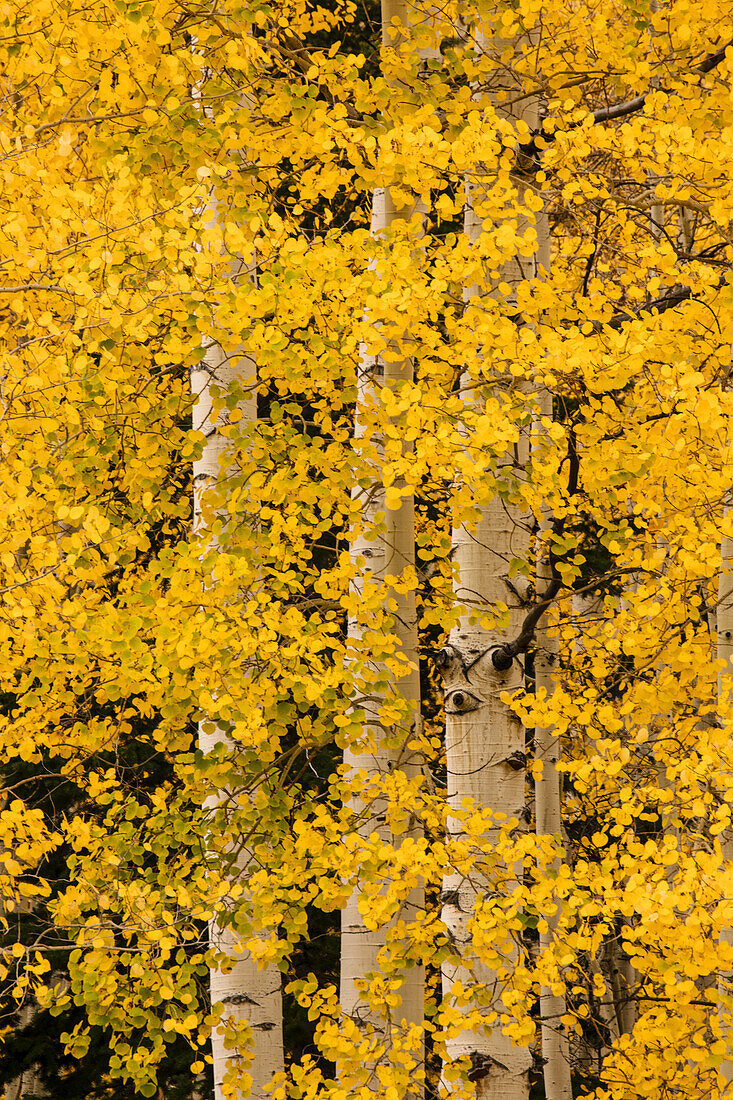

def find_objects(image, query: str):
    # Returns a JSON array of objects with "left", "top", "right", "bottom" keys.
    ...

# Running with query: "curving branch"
[
  {"left": 603, "top": 275, "right": 726, "bottom": 331},
  {"left": 492, "top": 435, "right": 580, "bottom": 670},
  {"left": 604, "top": 283, "right": 693, "bottom": 330},
  {"left": 517, "top": 38, "right": 732, "bottom": 165},
  {"left": 491, "top": 576, "right": 562, "bottom": 670}
]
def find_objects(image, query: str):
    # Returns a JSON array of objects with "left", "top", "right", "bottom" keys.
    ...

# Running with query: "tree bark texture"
[
  {"left": 340, "top": 8, "right": 425, "bottom": 1075},
  {"left": 438, "top": 20, "right": 547, "bottom": 1100},
  {"left": 533, "top": 392, "right": 573, "bottom": 1100},
  {"left": 193, "top": 273, "right": 284, "bottom": 1099},
  {"left": 717, "top": 505, "right": 733, "bottom": 1087}
]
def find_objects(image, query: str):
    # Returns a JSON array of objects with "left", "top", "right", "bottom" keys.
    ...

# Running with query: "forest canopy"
[{"left": 0, "top": 2, "right": 732, "bottom": 1100}]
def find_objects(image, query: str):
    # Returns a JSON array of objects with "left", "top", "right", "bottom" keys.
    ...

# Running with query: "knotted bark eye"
[{"left": 445, "top": 689, "right": 481, "bottom": 714}]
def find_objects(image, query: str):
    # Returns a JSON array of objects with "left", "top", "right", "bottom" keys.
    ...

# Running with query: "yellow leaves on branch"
[{"left": 1, "top": 0, "right": 733, "bottom": 1096}]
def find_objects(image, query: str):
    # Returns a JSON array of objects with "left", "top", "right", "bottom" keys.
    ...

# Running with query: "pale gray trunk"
[
  {"left": 439, "top": 634, "right": 531, "bottom": 1100},
  {"left": 5, "top": 999, "right": 45, "bottom": 1100},
  {"left": 438, "top": 21, "right": 543, "bottom": 1100},
  {"left": 439, "top": 332, "right": 533, "bottom": 1100},
  {"left": 193, "top": 276, "right": 283, "bottom": 1098},
  {"left": 717, "top": 504, "right": 733, "bottom": 1085},
  {"left": 527, "top": 191, "right": 574, "bottom": 1100},
  {"left": 439, "top": 387, "right": 532, "bottom": 1100},
  {"left": 532, "top": 389, "right": 572, "bottom": 1100},
  {"left": 340, "top": 9, "right": 425, "bottom": 1072}
]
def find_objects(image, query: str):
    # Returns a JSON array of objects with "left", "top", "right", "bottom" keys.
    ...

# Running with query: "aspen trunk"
[
  {"left": 4, "top": 998, "right": 45, "bottom": 1100},
  {"left": 533, "top": 396, "right": 572, "bottom": 1100},
  {"left": 189, "top": 62, "right": 282, "bottom": 1100},
  {"left": 193, "top": 268, "right": 283, "bottom": 1098},
  {"left": 438, "top": 19, "right": 542, "bottom": 1100},
  {"left": 717, "top": 502, "right": 733, "bottom": 1086},
  {"left": 439, "top": 187, "right": 533, "bottom": 1100},
  {"left": 438, "top": 437, "right": 532, "bottom": 1100},
  {"left": 528, "top": 193, "right": 574, "bottom": 1100},
  {"left": 341, "top": 237, "right": 424, "bottom": 1025},
  {"left": 340, "top": 2, "right": 425, "bottom": 1077}
]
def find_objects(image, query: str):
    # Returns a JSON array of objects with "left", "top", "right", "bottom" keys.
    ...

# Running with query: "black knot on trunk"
[
  {"left": 440, "top": 888, "right": 461, "bottom": 908},
  {"left": 435, "top": 644, "right": 462, "bottom": 674},
  {"left": 505, "top": 750, "right": 526, "bottom": 771},
  {"left": 435, "top": 647, "right": 451, "bottom": 670},
  {"left": 466, "top": 1052, "right": 507, "bottom": 1082},
  {"left": 223, "top": 993, "right": 258, "bottom": 1006},
  {"left": 491, "top": 645, "right": 514, "bottom": 671}
]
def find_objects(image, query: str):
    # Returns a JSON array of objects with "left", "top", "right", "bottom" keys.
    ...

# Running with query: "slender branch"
[
  {"left": 581, "top": 205, "right": 605, "bottom": 296},
  {"left": 506, "top": 275, "right": 724, "bottom": 336},
  {"left": 697, "top": 39, "right": 733, "bottom": 73},
  {"left": 518, "top": 38, "right": 732, "bottom": 164},
  {"left": 591, "top": 92, "right": 647, "bottom": 125},
  {"left": 492, "top": 437, "right": 580, "bottom": 670},
  {"left": 503, "top": 275, "right": 725, "bottom": 335},
  {"left": 603, "top": 283, "right": 692, "bottom": 331},
  {"left": 602, "top": 275, "right": 726, "bottom": 331},
  {"left": 0, "top": 283, "right": 76, "bottom": 296},
  {"left": 491, "top": 576, "right": 563, "bottom": 670}
]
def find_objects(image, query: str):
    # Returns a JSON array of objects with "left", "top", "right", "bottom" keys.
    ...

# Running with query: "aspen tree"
[
  {"left": 717, "top": 467, "right": 733, "bottom": 1087},
  {"left": 4, "top": 999, "right": 43, "bottom": 1100},
  {"left": 192, "top": 231, "right": 284, "bottom": 1097},
  {"left": 340, "top": 181, "right": 424, "bottom": 1062},
  {"left": 532, "top": 409, "right": 572, "bottom": 1100},
  {"left": 340, "top": 2, "right": 427, "bottom": 1091},
  {"left": 438, "top": 14, "right": 542, "bottom": 1100}
]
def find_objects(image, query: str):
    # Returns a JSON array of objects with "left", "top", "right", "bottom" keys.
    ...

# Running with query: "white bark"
[
  {"left": 5, "top": 997, "right": 45, "bottom": 1100},
  {"left": 340, "top": 8, "right": 425, "bottom": 1073},
  {"left": 717, "top": 503, "right": 733, "bottom": 1086},
  {"left": 525, "top": 187, "right": 573, "bottom": 1100},
  {"left": 439, "top": 410, "right": 532, "bottom": 1100},
  {"left": 439, "top": 639, "right": 531, "bottom": 1100},
  {"left": 439, "top": 21, "right": 543, "bottom": 1100},
  {"left": 341, "top": 289, "right": 424, "bottom": 1030},
  {"left": 193, "top": 264, "right": 283, "bottom": 1098},
  {"left": 533, "top": 403, "right": 572, "bottom": 1100}
]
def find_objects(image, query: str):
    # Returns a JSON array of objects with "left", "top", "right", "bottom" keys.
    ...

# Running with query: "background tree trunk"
[
  {"left": 533, "top": 395, "right": 573, "bottom": 1100},
  {"left": 193, "top": 253, "right": 284, "bottom": 1098},
  {"left": 717, "top": 501, "right": 733, "bottom": 1086},
  {"left": 339, "top": 2, "right": 425, "bottom": 1076},
  {"left": 438, "top": 17, "right": 547, "bottom": 1100}
]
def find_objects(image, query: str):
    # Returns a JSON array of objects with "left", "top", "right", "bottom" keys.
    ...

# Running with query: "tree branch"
[
  {"left": 591, "top": 93, "right": 647, "bottom": 125},
  {"left": 491, "top": 576, "right": 563, "bottom": 670},
  {"left": 602, "top": 275, "right": 726, "bottom": 331},
  {"left": 603, "top": 283, "right": 692, "bottom": 330},
  {"left": 491, "top": 437, "right": 579, "bottom": 671},
  {"left": 517, "top": 38, "right": 732, "bottom": 165}
]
